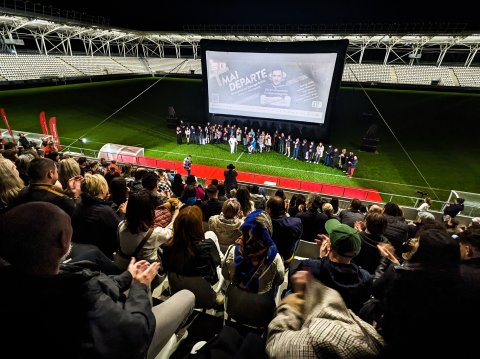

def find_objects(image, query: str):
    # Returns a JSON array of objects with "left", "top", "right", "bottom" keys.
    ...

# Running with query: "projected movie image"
[{"left": 206, "top": 51, "right": 337, "bottom": 124}]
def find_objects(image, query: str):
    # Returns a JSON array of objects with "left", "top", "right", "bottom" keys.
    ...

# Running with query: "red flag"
[
  {"left": 48, "top": 117, "right": 62, "bottom": 150},
  {"left": 39, "top": 111, "right": 49, "bottom": 135},
  {"left": 0, "top": 108, "right": 16, "bottom": 144}
]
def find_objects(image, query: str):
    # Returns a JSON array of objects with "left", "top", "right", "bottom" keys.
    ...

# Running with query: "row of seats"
[
  {"left": 1, "top": 54, "right": 479, "bottom": 86},
  {"left": 153, "top": 236, "right": 323, "bottom": 339}
]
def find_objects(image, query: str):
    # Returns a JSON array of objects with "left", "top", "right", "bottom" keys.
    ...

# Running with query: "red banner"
[
  {"left": 48, "top": 117, "right": 62, "bottom": 150},
  {"left": 0, "top": 108, "right": 16, "bottom": 144},
  {"left": 39, "top": 111, "right": 49, "bottom": 135}
]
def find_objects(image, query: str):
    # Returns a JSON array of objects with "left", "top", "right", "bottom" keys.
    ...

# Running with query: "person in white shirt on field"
[{"left": 228, "top": 135, "right": 238, "bottom": 154}]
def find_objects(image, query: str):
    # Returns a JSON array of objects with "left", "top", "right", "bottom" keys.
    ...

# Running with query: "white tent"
[{"left": 98, "top": 143, "right": 144, "bottom": 164}]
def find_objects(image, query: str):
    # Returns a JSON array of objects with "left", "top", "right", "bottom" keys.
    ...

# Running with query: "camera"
[{"left": 417, "top": 190, "right": 428, "bottom": 196}]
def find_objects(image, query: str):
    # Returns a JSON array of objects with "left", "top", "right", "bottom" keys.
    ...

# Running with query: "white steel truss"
[{"left": 0, "top": 14, "right": 479, "bottom": 67}]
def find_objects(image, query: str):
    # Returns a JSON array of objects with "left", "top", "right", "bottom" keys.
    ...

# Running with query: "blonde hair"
[
  {"left": 0, "top": 157, "right": 24, "bottom": 207},
  {"left": 81, "top": 174, "right": 108, "bottom": 198},
  {"left": 368, "top": 204, "right": 384, "bottom": 214},
  {"left": 59, "top": 158, "right": 81, "bottom": 190},
  {"left": 222, "top": 198, "right": 241, "bottom": 219},
  {"left": 322, "top": 202, "right": 334, "bottom": 216}
]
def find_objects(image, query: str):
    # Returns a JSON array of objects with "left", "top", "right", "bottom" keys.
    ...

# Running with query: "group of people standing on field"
[{"left": 176, "top": 121, "right": 359, "bottom": 177}]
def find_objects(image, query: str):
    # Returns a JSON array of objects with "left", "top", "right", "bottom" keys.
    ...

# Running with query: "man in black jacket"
[
  {"left": 0, "top": 202, "right": 194, "bottom": 359},
  {"left": 13, "top": 157, "right": 79, "bottom": 216},
  {"left": 224, "top": 163, "right": 238, "bottom": 194}
]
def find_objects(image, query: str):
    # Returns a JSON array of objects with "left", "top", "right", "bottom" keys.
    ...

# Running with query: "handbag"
[{"left": 114, "top": 226, "right": 154, "bottom": 270}]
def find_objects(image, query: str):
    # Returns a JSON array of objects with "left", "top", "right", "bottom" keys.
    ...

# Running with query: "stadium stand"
[{"left": 1, "top": 54, "right": 480, "bottom": 88}]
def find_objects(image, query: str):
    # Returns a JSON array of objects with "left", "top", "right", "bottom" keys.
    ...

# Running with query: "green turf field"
[{"left": 1, "top": 77, "right": 479, "bottom": 208}]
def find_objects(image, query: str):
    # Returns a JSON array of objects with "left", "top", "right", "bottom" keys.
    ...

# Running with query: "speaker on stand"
[
  {"left": 360, "top": 114, "right": 379, "bottom": 152},
  {"left": 166, "top": 106, "right": 178, "bottom": 129}
]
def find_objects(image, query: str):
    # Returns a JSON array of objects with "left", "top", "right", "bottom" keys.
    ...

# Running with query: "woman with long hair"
[
  {"left": 109, "top": 176, "right": 128, "bottom": 217},
  {"left": 117, "top": 190, "right": 176, "bottom": 270},
  {"left": 58, "top": 158, "right": 81, "bottom": 191},
  {"left": 16, "top": 153, "right": 35, "bottom": 185},
  {"left": 235, "top": 187, "right": 254, "bottom": 218},
  {"left": 171, "top": 173, "right": 184, "bottom": 198},
  {"left": 0, "top": 156, "right": 24, "bottom": 213},
  {"left": 162, "top": 205, "right": 224, "bottom": 297}
]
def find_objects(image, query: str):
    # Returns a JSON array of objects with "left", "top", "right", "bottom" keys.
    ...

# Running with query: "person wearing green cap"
[{"left": 287, "top": 218, "right": 372, "bottom": 314}]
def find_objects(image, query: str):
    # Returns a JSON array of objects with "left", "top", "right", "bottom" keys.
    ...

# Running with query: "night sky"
[{"left": 34, "top": 1, "right": 480, "bottom": 32}]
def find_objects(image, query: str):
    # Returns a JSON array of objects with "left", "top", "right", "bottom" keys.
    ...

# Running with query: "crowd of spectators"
[{"left": 1, "top": 139, "right": 479, "bottom": 357}]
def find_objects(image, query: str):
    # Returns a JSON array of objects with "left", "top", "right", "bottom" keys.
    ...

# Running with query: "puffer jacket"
[{"left": 208, "top": 213, "right": 243, "bottom": 253}]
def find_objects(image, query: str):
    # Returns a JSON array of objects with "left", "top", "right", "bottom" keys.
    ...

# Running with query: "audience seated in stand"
[
  {"left": 116, "top": 190, "right": 177, "bottom": 271},
  {"left": 353, "top": 212, "right": 391, "bottom": 274},
  {"left": 266, "top": 196, "right": 303, "bottom": 263},
  {"left": 156, "top": 169, "right": 173, "bottom": 197},
  {"left": 13, "top": 157, "right": 78, "bottom": 216},
  {"left": 222, "top": 209, "right": 285, "bottom": 295},
  {"left": 369, "top": 227, "right": 478, "bottom": 358},
  {"left": 72, "top": 174, "right": 121, "bottom": 259},
  {"left": 338, "top": 198, "right": 365, "bottom": 228},
  {"left": 287, "top": 193, "right": 306, "bottom": 218},
  {"left": 180, "top": 184, "right": 201, "bottom": 206},
  {"left": 321, "top": 202, "right": 339, "bottom": 221},
  {"left": 171, "top": 173, "right": 184, "bottom": 198},
  {"left": 267, "top": 271, "right": 383, "bottom": 358},
  {"left": 0, "top": 202, "right": 195, "bottom": 359},
  {"left": 248, "top": 184, "right": 266, "bottom": 210},
  {"left": 130, "top": 167, "right": 148, "bottom": 193},
  {"left": 199, "top": 184, "right": 223, "bottom": 222},
  {"left": 216, "top": 183, "right": 228, "bottom": 202},
  {"left": 208, "top": 198, "right": 244, "bottom": 253},
  {"left": 0, "top": 156, "right": 24, "bottom": 214},
  {"left": 109, "top": 176, "right": 129, "bottom": 219},
  {"left": 295, "top": 193, "right": 328, "bottom": 242},
  {"left": 16, "top": 152, "right": 35, "bottom": 185},
  {"left": 469, "top": 217, "right": 480, "bottom": 229},
  {"left": 382, "top": 202, "right": 409, "bottom": 256},
  {"left": 458, "top": 228, "right": 480, "bottom": 297},
  {"left": 154, "top": 197, "right": 180, "bottom": 228},
  {"left": 104, "top": 166, "right": 120, "bottom": 186},
  {"left": 235, "top": 187, "right": 254, "bottom": 218},
  {"left": 142, "top": 171, "right": 165, "bottom": 207},
  {"left": 58, "top": 158, "right": 81, "bottom": 193},
  {"left": 184, "top": 175, "right": 205, "bottom": 201},
  {"left": 162, "top": 205, "right": 224, "bottom": 303},
  {"left": 288, "top": 218, "right": 372, "bottom": 314}
]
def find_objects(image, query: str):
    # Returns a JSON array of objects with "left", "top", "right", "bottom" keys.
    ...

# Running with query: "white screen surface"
[{"left": 206, "top": 51, "right": 337, "bottom": 124}]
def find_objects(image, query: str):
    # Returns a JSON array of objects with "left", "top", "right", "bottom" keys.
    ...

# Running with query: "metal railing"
[
  {"left": 4, "top": 128, "right": 477, "bottom": 216},
  {"left": 61, "top": 146, "right": 457, "bottom": 211}
]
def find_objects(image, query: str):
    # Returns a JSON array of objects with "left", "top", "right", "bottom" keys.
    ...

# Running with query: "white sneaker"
[{"left": 190, "top": 340, "right": 207, "bottom": 354}]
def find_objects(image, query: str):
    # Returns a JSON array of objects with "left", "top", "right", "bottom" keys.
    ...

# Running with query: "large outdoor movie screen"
[{"left": 202, "top": 40, "right": 347, "bottom": 125}]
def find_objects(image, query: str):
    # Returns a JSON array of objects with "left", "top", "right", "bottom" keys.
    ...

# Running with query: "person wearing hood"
[
  {"left": 288, "top": 218, "right": 372, "bottom": 314},
  {"left": 222, "top": 209, "right": 285, "bottom": 295}
]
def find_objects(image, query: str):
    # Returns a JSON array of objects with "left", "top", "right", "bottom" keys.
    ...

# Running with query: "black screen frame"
[{"left": 200, "top": 39, "right": 348, "bottom": 142}]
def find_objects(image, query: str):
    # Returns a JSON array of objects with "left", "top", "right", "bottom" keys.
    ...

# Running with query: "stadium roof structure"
[{"left": 1, "top": 13, "right": 480, "bottom": 67}]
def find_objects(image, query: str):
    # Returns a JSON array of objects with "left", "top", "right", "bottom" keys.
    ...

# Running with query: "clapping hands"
[{"left": 128, "top": 258, "right": 160, "bottom": 286}]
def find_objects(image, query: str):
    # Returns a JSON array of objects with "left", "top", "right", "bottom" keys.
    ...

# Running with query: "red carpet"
[{"left": 120, "top": 154, "right": 382, "bottom": 202}]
